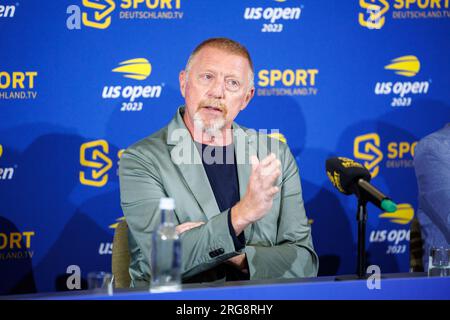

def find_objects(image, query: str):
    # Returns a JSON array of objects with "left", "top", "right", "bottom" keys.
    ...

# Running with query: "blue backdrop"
[{"left": 1, "top": 0, "right": 449, "bottom": 294}]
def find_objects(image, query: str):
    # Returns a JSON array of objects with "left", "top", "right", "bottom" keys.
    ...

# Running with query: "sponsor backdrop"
[{"left": 0, "top": 0, "right": 449, "bottom": 294}]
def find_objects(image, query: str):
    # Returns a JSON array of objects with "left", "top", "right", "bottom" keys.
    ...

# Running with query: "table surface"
[{"left": 3, "top": 273, "right": 450, "bottom": 300}]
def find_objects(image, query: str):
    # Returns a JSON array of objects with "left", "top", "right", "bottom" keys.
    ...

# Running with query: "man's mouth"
[{"left": 202, "top": 106, "right": 223, "bottom": 113}]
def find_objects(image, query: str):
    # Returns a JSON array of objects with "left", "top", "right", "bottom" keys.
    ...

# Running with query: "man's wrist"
[
  {"left": 231, "top": 202, "right": 252, "bottom": 236},
  {"left": 227, "top": 209, "right": 246, "bottom": 251}
]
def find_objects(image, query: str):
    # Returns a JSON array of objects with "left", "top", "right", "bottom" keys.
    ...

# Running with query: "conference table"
[{"left": 4, "top": 272, "right": 450, "bottom": 300}]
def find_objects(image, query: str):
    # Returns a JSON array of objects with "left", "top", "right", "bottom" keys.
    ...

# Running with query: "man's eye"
[
  {"left": 202, "top": 74, "right": 213, "bottom": 80},
  {"left": 227, "top": 79, "right": 240, "bottom": 89}
]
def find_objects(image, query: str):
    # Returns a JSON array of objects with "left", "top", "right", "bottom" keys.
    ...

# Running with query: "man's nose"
[{"left": 207, "top": 78, "right": 225, "bottom": 99}]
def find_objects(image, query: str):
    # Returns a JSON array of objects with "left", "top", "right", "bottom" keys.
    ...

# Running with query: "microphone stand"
[
  {"left": 336, "top": 188, "right": 368, "bottom": 281},
  {"left": 356, "top": 198, "right": 368, "bottom": 279}
]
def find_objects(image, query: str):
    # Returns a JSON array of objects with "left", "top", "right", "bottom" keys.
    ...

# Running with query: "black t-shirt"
[
  {"left": 197, "top": 142, "right": 240, "bottom": 213},
  {"left": 195, "top": 142, "right": 248, "bottom": 281}
]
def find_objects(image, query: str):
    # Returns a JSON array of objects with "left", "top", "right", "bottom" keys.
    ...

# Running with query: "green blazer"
[{"left": 119, "top": 107, "right": 318, "bottom": 288}]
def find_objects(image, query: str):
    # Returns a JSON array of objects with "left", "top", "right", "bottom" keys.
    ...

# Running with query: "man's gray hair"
[{"left": 184, "top": 37, "right": 255, "bottom": 88}]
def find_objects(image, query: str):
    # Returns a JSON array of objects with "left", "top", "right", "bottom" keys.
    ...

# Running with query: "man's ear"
[
  {"left": 241, "top": 86, "right": 255, "bottom": 111},
  {"left": 179, "top": 70, "right": 186, "bottom": 98}
]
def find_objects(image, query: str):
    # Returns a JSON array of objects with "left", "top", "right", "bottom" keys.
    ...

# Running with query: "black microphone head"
[{"left": 326, "top": 157, "right": 371, "bottom": 195}]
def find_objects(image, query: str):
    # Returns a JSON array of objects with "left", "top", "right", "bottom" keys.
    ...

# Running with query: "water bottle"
[{"left": 150, "top": 197, "right": 182, "bottom": 292}]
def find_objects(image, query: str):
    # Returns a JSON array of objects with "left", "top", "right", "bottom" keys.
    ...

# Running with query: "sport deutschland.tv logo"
[
  {"left": 257, "top": 68, "right": 319, "bottom": 97},
  {"left": 66, "top": 0, "right": 183, "bottom": 30},
  {"left": 359, "top": 0, "right": 450, "bottom": 30},
  {"left": 354, "top": 133, "right": 417, "bottom": 178},
  {"left": 374, "top": 55, "right": 431, "bottom": 107},
  {"left": 0, "top": 230, "right": 36, "bottom": 261},
  {"left": 102, "top": 58, "right": 163, "bottom": 112},
  {"left": 0, "top": 71, "right": 38, "bottom": 100}
]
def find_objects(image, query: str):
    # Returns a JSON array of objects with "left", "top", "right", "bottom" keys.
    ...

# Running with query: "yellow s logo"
[
  {"left": 358, "top": 0, "right": 389, "bottom": 29},
  {"left": 82, "top": 0, "right": 116, "bottom": 29},
  {"left": 354, "top": 133, "right": 383, "bottom": 178},
  {"left": 80, "top": 140, "right": 113, "bottom": 187}
]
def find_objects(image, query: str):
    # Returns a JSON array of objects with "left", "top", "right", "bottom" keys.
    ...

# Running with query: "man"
[
  {"left": 119, "top": 38, "right": 318, "bottom": 288},
  {"left": 414, "top": 123, "right": 450, "bottom": 270}
]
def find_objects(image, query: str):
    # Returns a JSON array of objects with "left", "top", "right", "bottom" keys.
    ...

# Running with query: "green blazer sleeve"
[{"left": 244, "top": 144, "right": 319, "bottom": 279}]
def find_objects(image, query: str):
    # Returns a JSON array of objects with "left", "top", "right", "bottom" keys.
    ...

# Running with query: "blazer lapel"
[
  {"left": 233, "top": 124, "right": 257, "bottom": 201},
  {"left": 167, "top": 108, "right": 221, "bottom": 220},
  {"left": 233, "top": 124, "right": 258, "bottom": 242}
]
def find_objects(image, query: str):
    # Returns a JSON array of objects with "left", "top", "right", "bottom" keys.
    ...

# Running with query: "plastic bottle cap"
[{"left": 159, "top": 197, "right": 175, "bottom": 210}]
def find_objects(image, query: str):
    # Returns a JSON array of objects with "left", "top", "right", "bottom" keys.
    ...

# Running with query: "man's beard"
[{"left": 193, "top": 101, "right": 227, "bottom": 137}]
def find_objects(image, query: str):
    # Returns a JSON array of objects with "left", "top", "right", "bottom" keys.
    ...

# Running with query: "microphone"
[{"left": 326, "top": 157, "right": 397, "bottom": 212}]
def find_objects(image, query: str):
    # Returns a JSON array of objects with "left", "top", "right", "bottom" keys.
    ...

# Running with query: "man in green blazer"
[{"left": 119, "top": 38, "right": 318, "bottom": 288}]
